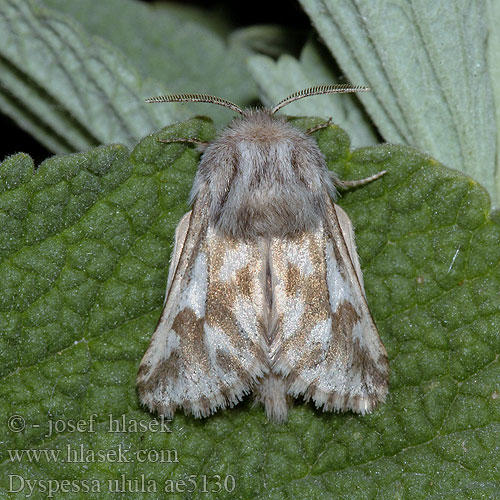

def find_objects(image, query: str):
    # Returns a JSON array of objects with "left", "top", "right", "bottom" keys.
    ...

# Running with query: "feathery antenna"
[
  {"left": 146, "top": 85, "right": 369, "bottom": 116},
  {"left": 271, "top": 84, "right": 370, "bottom": 114},
  {"left": 145, "top": 93, "right": 244, "bottom": 115}
]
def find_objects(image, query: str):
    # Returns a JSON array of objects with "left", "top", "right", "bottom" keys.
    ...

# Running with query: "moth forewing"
[
  {"left": 264, "top": 199, "right": 388, "bottom": 417},
  {"left": 137, "top": 194, "right": 269, "bottom": 418},
  {"left": 319, "top": 201, "right": 388, "bottom": 413},
  {"left": 138, "top": 85, "right": 389, "bottom": 422}
]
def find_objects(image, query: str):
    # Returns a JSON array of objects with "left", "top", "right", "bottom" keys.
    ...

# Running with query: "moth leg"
[
  {"left": 333, "top": 170, "right": 387, "bottom": 188},
  {"left": 305, "top": 117, "right": 332, "bottom": 135},
  {"left": 158, "top": 137, "right": 210, "bottom": 152}
]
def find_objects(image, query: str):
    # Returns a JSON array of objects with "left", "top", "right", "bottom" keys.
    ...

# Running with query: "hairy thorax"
[{"left": 191, "top": 110, "right": 336, "bottom": 239}]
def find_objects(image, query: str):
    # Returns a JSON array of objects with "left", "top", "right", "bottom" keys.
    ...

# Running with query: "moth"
[{"left": 137, "top": 85, "right": 389, "bottom": 423}]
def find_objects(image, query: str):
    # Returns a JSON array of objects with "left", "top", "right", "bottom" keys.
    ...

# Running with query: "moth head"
[{"left": 146, "top": 85, "right": 370, "bottom": 238}]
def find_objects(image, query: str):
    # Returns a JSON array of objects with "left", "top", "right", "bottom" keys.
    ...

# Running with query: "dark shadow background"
[{"left": 0, "top": 0, "right": 310, "bottom": 166}]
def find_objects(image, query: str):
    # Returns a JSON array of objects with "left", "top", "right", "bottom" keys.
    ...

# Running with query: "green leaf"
[
  {"left": 248, "top": 39, "right": 379, "bottom": 148},
  {"left": 486, "top": 0, "right": 500, "bottom": 200},
  {"left": 299, "top": 0, "right": 498, "bottom": 205},
  {"left": 41, "top": 0, "right": 257, "bottom": 112},
  {"left": 231, "top": 25, "right": 306, "bottom": 58},
  {"left": 0, "top": 0, "right": 182, "bottom": 154},
  {"left": 0, "top": 0, "right": 257, "bottom": 154},
  {"left": 1, "top": 119, "right": 499, "bottom": 499}
]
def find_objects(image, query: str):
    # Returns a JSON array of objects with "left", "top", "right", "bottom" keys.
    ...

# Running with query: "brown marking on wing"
[
  {"left": 172, "top": 308, "right": 210, "bottom": 369},
  {"left": 216, "top": 349, "right": 248, "bottom": 382},
  {"left": 204, "top": 230, "right": 268, "bottom": 360},
  {"left": 137, "top": 352, "right": 180, "bottom": 398},
  {"left": 306, "top": 336, "right": 389, "bottom": 413},
  {"left": 235, "top": 264, "right": 254, "bottom": 298},
  {"left": 271, "top": 231, "right": 331, "bottom": 373},
  {"left": 350, "top": 338, "right": 389, "bottom": 389},
  {"left": 138, "top": 308, "right": 211, "bottom": 398},
  {"left": 321, "top": 301, "right": 361, "bottom": 366},
  {"left": 285, "top": 263, "right": 301, "bottom": 296}
]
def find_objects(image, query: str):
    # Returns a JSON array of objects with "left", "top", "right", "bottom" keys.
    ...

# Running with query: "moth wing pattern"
[
  {"left": 271, "top": 200, "right": 389, "bottom": 414},
  {"left": 137, "top": 199, "right": 269, "bottom": 418}
]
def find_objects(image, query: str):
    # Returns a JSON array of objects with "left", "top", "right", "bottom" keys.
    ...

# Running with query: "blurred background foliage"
[{"left": 1, "top": 0, "right": 499, "bottom": 205}]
